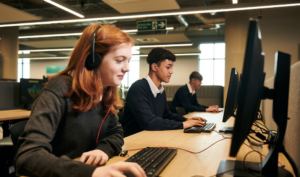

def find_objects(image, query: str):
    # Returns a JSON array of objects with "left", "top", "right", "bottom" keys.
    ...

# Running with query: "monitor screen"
[
  {"left": 222, "top": 68, "right": 239, "bottom": 123},
  {"left": 19, "top": 79, "right": 45, "bottom": 105},
  {"left": 217, "top": 20, "right": 294, "bottom": 177},
  {"left": 229, "top": 20, "right": 265, "bottom": 157}
]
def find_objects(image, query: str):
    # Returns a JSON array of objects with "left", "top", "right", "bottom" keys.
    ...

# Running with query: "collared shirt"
[
  {"left": 187, "top": 82, "right": 196, "bottom": 95},
  {"left": 145, "top": 75, "right": 164, "bottom": 98}
]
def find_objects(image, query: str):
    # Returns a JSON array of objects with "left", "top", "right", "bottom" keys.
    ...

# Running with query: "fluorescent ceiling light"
[
  {"left": 233, "top": 0, "right": 238, "bottom": 4},
  {"left": 0, "top": 2, "right": 299, "bottom": 27},
  {"left": 133, "top": 43, "right": 192, "bottom": 49},
  {"left": 28, "top": 57, "right": 70, "bottom": 60},
  {"left": 18, "top": 33, "right": 82, "bottom": 39},
  {"left": 18, "top": 51, "right": 30, "bottom": 54},
  {"left": 44, "top": 0, "right": 84, "bottom": 18},
  {"left": 21, "top": 53, "right": 201, "bottom": 60},
  {"left": 17, "top": 43, "right": 191, "bottom": 53},
  {"left": 19, "top": 48, "right": 73, "bottom": 52},
  {"left": 17, "top": 27, "right": 174, "bottom": 39}
]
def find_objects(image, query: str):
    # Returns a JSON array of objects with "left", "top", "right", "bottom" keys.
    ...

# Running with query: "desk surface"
[
  {"left": 0, "top": 109, "right": 31, "bottom": 121},
  {"left": 106, "top": 111, "right": 294, "bottom": 177}
]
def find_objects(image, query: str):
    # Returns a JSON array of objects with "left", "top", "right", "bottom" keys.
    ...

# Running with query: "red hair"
[{"left": 49, "top": 24, "right": 134, "bottom": 114}]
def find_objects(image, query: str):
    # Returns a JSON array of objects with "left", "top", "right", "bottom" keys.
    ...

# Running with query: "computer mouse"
[{"left": 184, "top": 126, "right": 201, "bottom": 133}]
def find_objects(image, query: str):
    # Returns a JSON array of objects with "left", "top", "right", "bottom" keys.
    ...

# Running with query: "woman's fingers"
[{"left": 85, "top": 155, "right": 96, "bottom": 165}]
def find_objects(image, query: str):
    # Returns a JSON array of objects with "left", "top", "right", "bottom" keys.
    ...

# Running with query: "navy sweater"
[
  {"left": 121, "top": 79, "right": 187, "bottom": 137},
  {"left": 170, "top": 84, "right": 208, "bottom": 113}
]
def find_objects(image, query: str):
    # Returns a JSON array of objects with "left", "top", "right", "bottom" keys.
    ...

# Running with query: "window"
[
  {"left": 121, "top": 47, "right": 140, "bottom": 88},
  {"left": 198, "top": 43, "right": 225, "bottom": 86},
  {"left": 18, "top": 58, "right": 30, "bottom": 82}
]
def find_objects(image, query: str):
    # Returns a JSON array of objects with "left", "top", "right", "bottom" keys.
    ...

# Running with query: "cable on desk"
[
  {"left": 253, "top": 122, "right": 268, "bottom": 134},
  {"left": 242, "top": 151, "right": 263, "bottom": 177},
  {"left": 255, "top": 121, "right": 270, "bottom": 131},
  {"left": 213, "top": 130, "right": 231, "bottom": 138},
  {"left": 243, "top": 142, "right": 283, "bottom": 167},
  {"left": 125, "top": 138, "right": 231, "bottom": 156}
]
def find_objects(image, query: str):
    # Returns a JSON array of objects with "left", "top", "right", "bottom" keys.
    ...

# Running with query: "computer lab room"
[{"left": 0, "top": 0, "right": 299, "bottom": 176}]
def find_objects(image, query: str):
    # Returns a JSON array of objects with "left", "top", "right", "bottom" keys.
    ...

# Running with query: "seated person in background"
[
  {"left": 121, "top": 48, "right": 206, "bottom": 137},
  {"left": 15, "top": 24, "right": 145, "bottom": 177},
  {"left": 170, "top": 71, "right": 219, "bottom": 114}
]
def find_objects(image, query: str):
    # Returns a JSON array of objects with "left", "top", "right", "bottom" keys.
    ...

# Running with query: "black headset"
[{"left": 85, "top": 26, "right": 102, "bottom": 70}]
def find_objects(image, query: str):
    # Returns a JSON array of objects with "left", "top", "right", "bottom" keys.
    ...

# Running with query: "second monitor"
[{"left": 219, "top": 68, "right": 239, "bottom": 133}]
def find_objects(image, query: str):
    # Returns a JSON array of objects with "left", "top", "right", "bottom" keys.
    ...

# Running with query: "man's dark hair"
[
  {"left": 147, "top": 47, "right": 176, "bottom": 71},
  {"left": 189, "top": 71, "right": 203, "bottom": 82}
]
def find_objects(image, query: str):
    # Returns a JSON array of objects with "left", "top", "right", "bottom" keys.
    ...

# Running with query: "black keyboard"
[
  {"left": 125, "top": 147, "right": 177, "bottom": 177},
  {"left": 184, "top": 123, "right": 216, "bottom": 133}
]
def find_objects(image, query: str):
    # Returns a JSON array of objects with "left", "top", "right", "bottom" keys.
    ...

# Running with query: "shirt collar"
[
  {"left": 145, "top": 75, "right": 164, "bottom": 98},
  {"left": 187, "top": 83, "right": 196, "bottom": 95}
]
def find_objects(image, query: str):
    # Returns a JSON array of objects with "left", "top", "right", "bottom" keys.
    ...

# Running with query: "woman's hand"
[
  {"left": 80, "top": 149, "right": 109, "bottom": 166},
  {"left": 92, "top": 162, "right": 146, "bottom": 177}
]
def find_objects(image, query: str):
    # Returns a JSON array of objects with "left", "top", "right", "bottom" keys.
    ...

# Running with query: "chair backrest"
[
  {"left": 176, "top": 107, "right": 186, "bottom": 116},
  {"left": 9, "top": 120, "right": 28, "bottom": 153}
]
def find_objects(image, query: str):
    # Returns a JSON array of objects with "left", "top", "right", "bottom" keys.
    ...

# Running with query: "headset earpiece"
[
  {"left": 85, "top": 52, "right": 102, "bottom": 70},
  {"left": 85, "top": 26, "right": 102, "bottom": 70}
]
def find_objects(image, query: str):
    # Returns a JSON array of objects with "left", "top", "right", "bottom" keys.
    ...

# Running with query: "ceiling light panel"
[
  {"left": 0, "top": 2, "right": 300, "bottom": 27},
  {"left": 17, "top": 27, "right": 173, "bottom": 39},
  {"left": 44, "top": 0, "right": 84, "bottom": 18}
]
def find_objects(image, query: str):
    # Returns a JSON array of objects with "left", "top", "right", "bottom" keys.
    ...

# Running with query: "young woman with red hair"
[{"left": 15, "top": 24, "right": 146, "bottom": 177}]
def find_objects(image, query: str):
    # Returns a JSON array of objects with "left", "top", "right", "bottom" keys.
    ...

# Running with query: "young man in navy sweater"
[
  {"left": 121, "top": 48, "right": 206, "bottom": 137},
  {"left": 170, "top": 71, "right": 219, "bottom": 114}
]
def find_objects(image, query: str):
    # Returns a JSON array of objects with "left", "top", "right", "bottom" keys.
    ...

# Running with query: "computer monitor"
[
  {"left": 19, "top": 78, "right": 45, "bottom": 109},
  {"left": 220, "top": 68, "right": 239, "bottom": 133},
  {"left": 217, "top": 20, "right": 293, "bottom": 176}
]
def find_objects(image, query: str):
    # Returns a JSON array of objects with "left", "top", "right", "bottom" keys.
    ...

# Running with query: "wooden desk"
[
  {"left": 0, "top": 109, "right": 31, "bottom": 137},
  {"left": 0, "top": 109, "right": 31, "bottom": 121},
  {"left": 106, "top": 111, "right": 294, "bottom": 176}
]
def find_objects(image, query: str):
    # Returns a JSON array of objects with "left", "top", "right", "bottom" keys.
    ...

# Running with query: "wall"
[
  {"left": 139, "top": 35, "right": 225, "bottom": 85},
  {"left": 298, "top": 44, "right": 300, "bottom": 61},
  {"left": 250, "top": 6, "right": 300, "bottom": 80},
  {"left": 30, "top": 59, "right": 69, "bottom": 79},
  {"left": 224, "top": 6, "right": 300, "bottom": 106}
]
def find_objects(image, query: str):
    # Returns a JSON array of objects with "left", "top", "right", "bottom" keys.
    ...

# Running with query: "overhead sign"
[{"left": 137, "top": 19, "right": 167, "bottom": 31}]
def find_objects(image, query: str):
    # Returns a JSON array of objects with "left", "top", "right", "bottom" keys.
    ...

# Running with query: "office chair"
[
  {"left": 0, "top": 136, "right": 15, "bottom": 176},
  {"left": 176, "top": 107, "right": 186, "bottom": 116},
  {"left": 0, "top": 120, "right": 27, "bottom": 177},
  {"left": 9, "top": 120, "right": 28, "bottom": 154}
]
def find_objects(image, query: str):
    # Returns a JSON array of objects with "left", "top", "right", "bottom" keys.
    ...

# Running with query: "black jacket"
[
  {"left": 15, "top": 75, "right": 124, "bottom": 177},
  {"left": 121, "top": 79, "right": 186, "bottom": 137},
  {"left": 170, "top": 84, "right": 208, "bottom": 113}
]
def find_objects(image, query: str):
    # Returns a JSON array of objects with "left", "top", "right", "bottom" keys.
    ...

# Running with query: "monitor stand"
[
  {"left": 219, "top": 127, "right": 234, "bottom": 133},
  {"left": 23, "top": 103, "right": 33, "bottom": 110},
  {"left": 217, "top": 160, "right": 292, "bottom": 177}
]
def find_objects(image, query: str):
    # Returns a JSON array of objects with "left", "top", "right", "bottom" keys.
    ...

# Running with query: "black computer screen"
[
  {"left": 217, "top": 20, "right": 294, "bottom": 177},
  {"left": 19, "top": 78, "right": 45, "bottom": 105},
  {"left": 229, "top": 20, "right": 265, "bottom": 157},
  {"left": 222, "top": 68, "right": 239, "bottom": 123}
]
